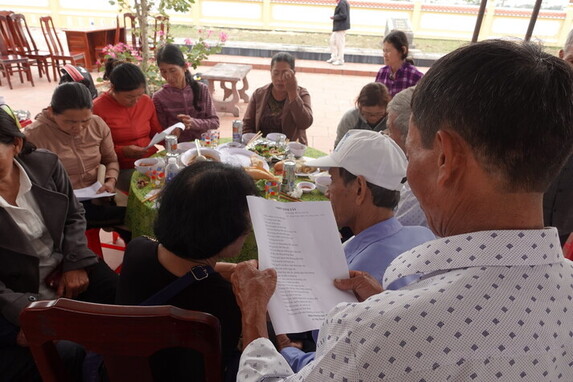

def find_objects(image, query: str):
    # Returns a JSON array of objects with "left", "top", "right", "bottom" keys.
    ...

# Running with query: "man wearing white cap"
[
  {"left": 306, "top": 129, "right": 434, "bottom": 285},
  {"left": 276, "top": 129, "right": 435, "bottom": 372}
]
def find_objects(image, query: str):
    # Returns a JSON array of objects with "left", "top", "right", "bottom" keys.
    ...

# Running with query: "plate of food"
[
  {"left": 247, "top": 139, "right": 287, "bottom": 162},
  {"left": 274, "top": 157, "right": 319, "bottom": 177},
  {"left": 220, "top": 147, "right": 270, "bottom": 171}
]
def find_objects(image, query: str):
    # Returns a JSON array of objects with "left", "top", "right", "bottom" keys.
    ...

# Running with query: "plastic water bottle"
[{"left": 164, "top": 134, "right": 182, "bottom": 183}]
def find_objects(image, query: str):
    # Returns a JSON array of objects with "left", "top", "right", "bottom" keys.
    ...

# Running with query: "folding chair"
[{"left": 20, "top": 299, "right": 223, "bottom": 382}]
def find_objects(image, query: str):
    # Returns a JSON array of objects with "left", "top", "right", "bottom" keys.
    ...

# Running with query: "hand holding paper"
[
  {"left": 73, "top": 182, "right": 115, "bottom": 202},
  {"left": 246, "top": 196, "right": 357, "bottom": 335},
  {"left": 145, "top": 122, "right": 184, "bottom": 149}
]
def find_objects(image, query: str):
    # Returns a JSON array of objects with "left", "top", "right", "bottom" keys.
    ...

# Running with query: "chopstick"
[
  {"left": 246, "top": 131, "right": 263, "bottom": 146},
  {"left": 143, "top": 192, "right": 160, "bottom": 203},
  {"left": 280, "top": 192, "right": 302, "bottom": 202}
]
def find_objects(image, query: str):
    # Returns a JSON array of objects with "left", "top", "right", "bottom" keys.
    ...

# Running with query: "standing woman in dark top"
[
  {"left": 153, "top": 43, "right": 219, "bottom": 142},
  {"left": 116, "top": 161, "right": 258, "bottom": 381}
]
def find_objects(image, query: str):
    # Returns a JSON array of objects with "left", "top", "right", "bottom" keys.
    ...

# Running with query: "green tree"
[{"left": 108, "top": 0, "right": 194, "bottom": 73}]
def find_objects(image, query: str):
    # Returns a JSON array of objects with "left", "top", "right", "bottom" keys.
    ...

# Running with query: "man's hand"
[
  {"left": 276, "top": 333, "right": 303, "bottom": 351},
  {"left": 231, "top": 260, "right": 277, "bottom": 346},
  {"left": 57, "top": 269, "right": 89, "bottom": 298},
  {"left": 334, "top": 270, "right": 382, "bottom": 302},
  {"left": 215, "top": 262, "right": 237, "bottom": 282}
]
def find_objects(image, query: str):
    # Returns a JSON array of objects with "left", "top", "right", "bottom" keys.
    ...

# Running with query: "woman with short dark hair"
[
  {"left": 375, "top": 30, "right": 423, "bottom": 97},
  {"left": 116, "top": 161, "right": 258, "bottom": 381},
  {"left": 334, "top": 82, "right": 390, "bottom": 147},
  {"left": 243, "top": 52, "right": 313, "bottom": 144},
  {"left": 153, "top": 43, "right": 219, "bottom": 142},
  {"left": 93, "top": 59, "right": 163, "bottom": 191}
]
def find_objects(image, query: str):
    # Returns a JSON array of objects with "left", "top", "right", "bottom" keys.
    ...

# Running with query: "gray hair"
[
  {"left": 387, "top": 86, "right": 416, "bottom": 140},
  {"left": 565, "top": 29, "right": 573, "bottom": 51}
]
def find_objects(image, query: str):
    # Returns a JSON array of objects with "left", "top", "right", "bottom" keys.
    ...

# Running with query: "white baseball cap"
[{"left": 306, "top": 130, "right": 407, "bottom": 191}]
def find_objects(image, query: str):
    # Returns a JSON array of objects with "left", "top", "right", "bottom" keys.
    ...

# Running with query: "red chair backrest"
[
  {"left": 20, "top": 298, "right": 223, "bottom": 382},
  {"left": 39, "top": 16, "right": 65, "bottom": 56},
  {"left": 9, "top": 13, "right": 38, "bottom": 55}
]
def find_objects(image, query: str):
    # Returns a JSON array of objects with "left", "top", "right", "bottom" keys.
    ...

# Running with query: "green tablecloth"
[{"left": 125, "top": 140, "right": 328, "bottom": 262}]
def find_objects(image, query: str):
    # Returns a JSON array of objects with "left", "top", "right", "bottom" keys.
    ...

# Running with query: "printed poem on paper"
[{"left": 247, "top": 196, "right": 356, "bottom": 334}]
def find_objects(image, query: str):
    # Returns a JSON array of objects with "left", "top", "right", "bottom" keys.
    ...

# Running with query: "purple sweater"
[
  {"left": 152, "top": 82, "right": 219, "bottom": 142},
  {"left": 375, "top": 61, "right": 423, "bottom": 97}
]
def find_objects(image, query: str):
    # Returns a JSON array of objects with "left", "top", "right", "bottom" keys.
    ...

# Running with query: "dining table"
[{"left": 125, "top": 139, "right": 328, "bottom": 263}]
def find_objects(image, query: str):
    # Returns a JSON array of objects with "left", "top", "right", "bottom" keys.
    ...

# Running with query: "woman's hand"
[
  {"left": 57, "top": 269, "right": 89, "bottom": 299},
  {"left": 177, "top": 114, "right": 195, "bottom": 130},
  {"left": 334, "top": 270, "right": 382, "bottom": 302},
  {"left": 122, "top": 145, "right": 149, "bottom": 159},
  {"left": 98, "top": 178, "right": 116, "bottom": 193},
  {"left": 283, "top": 69, "right": 298, "bottom": 100}
]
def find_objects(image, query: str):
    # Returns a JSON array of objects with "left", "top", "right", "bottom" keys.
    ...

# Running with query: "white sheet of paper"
[
  {"left": 73, "top": 182, "right": 116, "bottom": 201},
  {"left": 247, "top": 196, "right": 357, "bottom": 334},
  {"left": 144, "top": 122, "right": 185, "bottom": 149}
]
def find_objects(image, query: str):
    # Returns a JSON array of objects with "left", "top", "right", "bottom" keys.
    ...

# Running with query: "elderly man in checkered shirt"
[{"left": 232, "top": 40, "right": 573, "bottom": 381}]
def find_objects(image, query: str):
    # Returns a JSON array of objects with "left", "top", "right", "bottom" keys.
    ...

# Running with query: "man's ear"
[
  {"left": 354, "top": 175, "right": 369, "bottom": 205},
  {"left": 435, "top": 129, "right": 468, "bottom": 188},
  {"left": 559, "top": 49, "right": 565, "bottom": 59}
]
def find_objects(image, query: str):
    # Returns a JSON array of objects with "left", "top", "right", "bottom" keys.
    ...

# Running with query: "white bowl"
[
  {"left": 242, "top": 133, "right": 256, "bottom": 145},
  {"left": 267, "top": 132, "right": 287, "bottom": 142},
  {"left": 134, "top": 157, "right": 164, "bottom": 175},
  {"left": 314, "top": 176, "right": 332, "bottom": 195},
  {"left": 180, "top": 148, "right": 221, "bottom": 165},
  {"left": 288, "top": 142, "right": 307, "bottom": 157},
  {"left": 297, "top": 181, "right": 316, "bottom": 193},
  {"left": 177, "top": 142, "right": 195, "bottom": 153}
]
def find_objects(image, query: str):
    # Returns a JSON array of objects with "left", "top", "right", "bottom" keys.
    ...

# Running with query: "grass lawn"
[{"left": 171, "top": 25, "right": 560, "bottom": 56}]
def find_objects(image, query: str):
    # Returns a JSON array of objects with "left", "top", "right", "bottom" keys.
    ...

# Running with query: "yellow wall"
[{"left": 3, "top": 0, "right": 572, "bottom": 46}]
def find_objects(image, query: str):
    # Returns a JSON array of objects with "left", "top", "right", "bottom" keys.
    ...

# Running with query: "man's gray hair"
[
  {"left": 565, "top": 29, "right": 573, "bottom": 51},
  {"left": 387, "top": 86, "right": 416, "bottom": 140}
]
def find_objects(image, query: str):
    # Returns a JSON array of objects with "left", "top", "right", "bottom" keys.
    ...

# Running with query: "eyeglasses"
[{"left": 361, "top": 110, "right": 387, "bottom": 119}]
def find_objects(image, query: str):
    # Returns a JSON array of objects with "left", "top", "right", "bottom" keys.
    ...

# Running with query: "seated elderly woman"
[
  {"left": 25, "top": 82, "right": 130, "bottom": 242},
  {"left": 334, "top": 82, "right": 390, "bottom": 147},
  {"left": 243, "top": 52, "right": 313, "bottom": 144},
  {"left": 0, "top": 106, "right": 118, "bottom": 380},
  {"left": 93, "top": 59, "right": 163, "bottom": 192},
  {"left": 116, "top": 161, "right": 258, "bottom": 381}
]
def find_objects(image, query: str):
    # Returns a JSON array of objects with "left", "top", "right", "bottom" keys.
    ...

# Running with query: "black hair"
[
  {"left": 156, "top": 43, "right": 203, "bottom": 111},
  {"left": 355, "top": 82, "right": 391, "bottom": 109},
  {"left": 383, "top": 30, "right": 412, "bottom": 63},
  {"left": 271, "top": 52, "right": 295, "bottom": 71},
  {"left": 411, "top": 39, "right": 573, "bottom": 192},
  {"left": 102, "top": 59, "right": 146, "bottom": 91},
  {"left": 338, "top": 168, "right": 400, "bottom": 209},
  {"left": 50, "top": 82, "right": 93, "bottom": 114},
  {"left": 0, "top": 108, "right": 35, "bottom": 156},
  {"left": 154, "top": 161, "right": 259, "bottom": 260}
]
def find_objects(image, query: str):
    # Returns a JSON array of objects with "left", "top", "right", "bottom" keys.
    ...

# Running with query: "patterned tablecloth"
[{"left": 125, "top": 142, "right": 328, "bottom": 262}]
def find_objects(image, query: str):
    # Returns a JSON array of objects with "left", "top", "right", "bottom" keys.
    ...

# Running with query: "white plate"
[{"left": 218, "top": 147, "right": 270, "bottom": 171}]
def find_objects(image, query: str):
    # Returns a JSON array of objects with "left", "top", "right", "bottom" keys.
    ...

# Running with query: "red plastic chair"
[
  {"left": 84, "top": 228, "right": 124, "bottom": 273},
  {"left": 20, "top": 299, "right": 223, "bottom": 382}
]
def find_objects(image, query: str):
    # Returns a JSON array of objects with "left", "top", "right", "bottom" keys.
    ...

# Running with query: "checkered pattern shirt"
[
  {"left": 375, "top": 62, "right": 423, "bottom": 97},
  {"left": 238, "top": 228, "right": 573, "bottom": 381}
]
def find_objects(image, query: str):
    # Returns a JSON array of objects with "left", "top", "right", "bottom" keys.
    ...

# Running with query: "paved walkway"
[{"left": 2, "top": 54, "right": 426, "bottom": 154}]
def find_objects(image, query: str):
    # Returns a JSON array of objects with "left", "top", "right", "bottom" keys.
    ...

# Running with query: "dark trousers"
[{"left": 0, "top": 260, "right": 118, "bottom": 381}]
